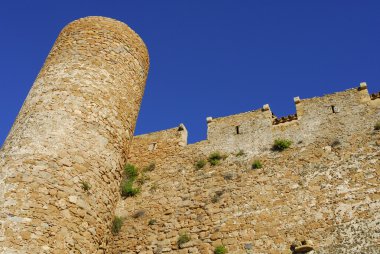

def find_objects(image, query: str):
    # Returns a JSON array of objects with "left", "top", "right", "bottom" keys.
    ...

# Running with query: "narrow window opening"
[
  {"left": 236, "top": 126, "right": 240, "bottom": 134},
  {"left": 331, "top": 105, "right": 339, "bottom": 113},
  {"left": 148, "top": 142, "right": 157, "bottom": 151}
]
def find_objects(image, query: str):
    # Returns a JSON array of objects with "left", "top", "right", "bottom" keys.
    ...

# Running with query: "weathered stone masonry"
[
  {"left": 0, "top": 16, "right": 149, "bottom": 253},
  {"left": 1, "top": 15, "right": 379, "bottom": 254},
  {"left": 118, "top": 83, "right": 379, "bottom": 254},
  {"left": 129, "top": 83, "right": 379, "bottom": 163}
]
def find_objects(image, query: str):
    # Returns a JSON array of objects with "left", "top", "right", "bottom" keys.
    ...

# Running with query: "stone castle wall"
[
  {"left": 0, "top": 16, "right": 149, "bottom": 253},
  {"left": 127, "top": 125, "right": 188, "bottom": 166},
  {"left": 1, "top": 15, "right": 379, "bottom": 254},
  {"left": 114, "top": 84, "right": 380, "bottom": 253},
  {"left": 129, "top": 84, "right": 379, "bottom": 163},
  {"left": 114, "top": 127, "right": 380, "bottom": 254}
]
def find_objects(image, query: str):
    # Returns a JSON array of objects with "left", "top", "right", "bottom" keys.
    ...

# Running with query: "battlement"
[
  {"left": 2, "top": 16, "right": 379, "bottom": 253},
  {"left": 123, "top": 82, "right": 380, "bottom": 253},
  {"left": 0, "top": 14, "right": 380, "bottom": 254},
  {"left": 131, "top": 83, "right": 379, "bottom": 158},
  {"left": 371, "top": 91, "right": 380, "bottom": 100}
]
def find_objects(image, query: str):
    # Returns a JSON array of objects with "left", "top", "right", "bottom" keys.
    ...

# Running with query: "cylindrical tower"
[{"left": 0, "top": 16, "right": 149, "bottom": 253}]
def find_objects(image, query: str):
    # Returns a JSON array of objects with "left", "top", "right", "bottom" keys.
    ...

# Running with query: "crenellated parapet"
[
  {"left": 130, "top": 83, "right": 379, "bottom": 159},
  {"left": 371, "top": 91, "right": 380, "bottom": 100},
  {"left": 119, "top": 82, "right": 380, "bottom": 254},
  {"left": 2, "top": 15, "right": 379, "bottom": 253}
]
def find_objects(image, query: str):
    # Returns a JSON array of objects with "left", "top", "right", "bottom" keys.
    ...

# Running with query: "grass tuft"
[
  {"left": 195, "top": 159, "right": 207, "bottom": 169},
  {"left": 272, "top": 139, "right": 292, "bottom": 151},
  {"left": 251, "top": 160, "right": 262, "bottom": 169},
  {"left": 124, "top": 164, "right": 138, "bottom": 180},
  {"left": 214, "top": 245, "right": 228, "bottom": 254},
  {"left": 111, "top": 216, "right": 123, "bottom": 235},
  {"left": 208, "top": 152, "right": 226, "bottom": 166},
  {"left": 121, "top": 163, "right": 141, "bottom": 198},
  {"left": 121, "top": 180, "right": 140, "bottom": 197},
  {"left": 148, "top": 219, "right": 157, "bottom": 226},
  {"left": 80, "top": 181, "right": 91, "bottom": 191},
  {"left": 177, "top": 233, "right": 191, "bottom": 247}
]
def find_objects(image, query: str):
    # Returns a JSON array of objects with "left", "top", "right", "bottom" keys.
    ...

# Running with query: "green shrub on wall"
[
  {"left": 124, "top": 163, "right": 138, "bottom": 179},
  {"left": 195, "top": 159, "right": 206, "bottom": 169},
  {"left": 251, "top": 160, "right": 262, "bottom": 169},
  {"left": 208, "top": 152, "right": 226, "bottom": 166},
  {"left": 80, "top": 181, "right": 91, "bottom": 191},
  {"left": 148, "top": 219, "right": 157, "bottom": 225},
  {"left": 121, "top": 163, "right": 140, "bottom": 197},
  {"left": 272, "top": 139, "right": 292, "bottom": 151},
  {"left": 121, "top": 180, "right": 140, "bottom": 197},
  {"left": 177, "top": 233, "right": 191, "bottom": 247},
  {"left": 111, "top": 216, "right": 123, "bottom": 235},
  {"left": 214, "top": 245, "right": 227, "bottom": 254}
]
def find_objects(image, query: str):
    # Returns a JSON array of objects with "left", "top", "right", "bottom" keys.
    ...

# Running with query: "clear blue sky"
[{"left": 1, "top": 1, "right": 379, "bottom": 146}]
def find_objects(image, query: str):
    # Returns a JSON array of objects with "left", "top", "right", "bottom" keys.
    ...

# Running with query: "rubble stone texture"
[
  {"left": 1, "top": 16, "right": 380, "bottom": 254},
  {"left": 0, "top": 16, "right": 149, "bottom": 253},
  {"left": 120, "top": 86, "right": 380, "bottom": 254}
]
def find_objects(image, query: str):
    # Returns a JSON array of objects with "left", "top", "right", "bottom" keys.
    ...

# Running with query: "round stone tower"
[{"left": 0, "top": 17, "right": 149, "bottom": 253}]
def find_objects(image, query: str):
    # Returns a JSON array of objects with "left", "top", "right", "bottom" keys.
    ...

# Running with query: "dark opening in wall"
[
  {"left": 236, "top": 126, "right": 240, "bottom": 134},
  {"left": 331, "top": 105, "right": 339, "bottom": 113}
]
